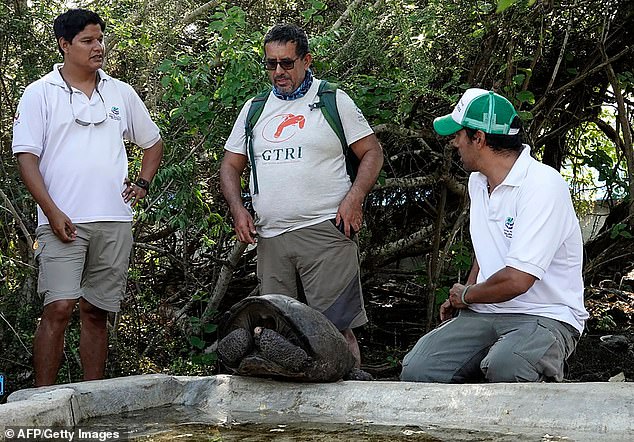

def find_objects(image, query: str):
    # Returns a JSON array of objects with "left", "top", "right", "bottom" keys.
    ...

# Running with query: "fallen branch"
[
  {"left": 203, "top": 240, "right": 249, "bottom": 320},
  {"left": 362, "top": 223, "right": 435, "bottom": 263}
]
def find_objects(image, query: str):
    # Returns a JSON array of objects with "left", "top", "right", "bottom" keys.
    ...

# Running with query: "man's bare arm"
[
  {"left": 16, "top": 153, "right": 76, "bottom": 242},
  {"left": 336, "top": 134, "right": 383, "bottom": 237},
  {"left": 122, "top": 139, "right": 164, "bottom": 205},
  {"left": 220, "top": 151, "right": 256, "bottom": 244}
]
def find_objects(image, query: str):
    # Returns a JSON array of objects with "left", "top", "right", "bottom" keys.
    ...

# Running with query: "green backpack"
[{"left": 244, "top": 80, "right": 359, "bottom": 194}]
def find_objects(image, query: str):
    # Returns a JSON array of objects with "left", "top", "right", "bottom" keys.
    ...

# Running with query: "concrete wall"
[{"left": 2, "top": 375, "right": 633, "bottom": 441}]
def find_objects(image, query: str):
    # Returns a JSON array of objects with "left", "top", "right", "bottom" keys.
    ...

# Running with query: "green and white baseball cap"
[{"left": 433, "top": 88, "right": 519, "bottom": 136}]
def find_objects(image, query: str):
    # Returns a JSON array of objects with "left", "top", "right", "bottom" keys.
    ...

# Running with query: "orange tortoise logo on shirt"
[{"left": 262, "top": 113, "right": 306, "bottom": 143}]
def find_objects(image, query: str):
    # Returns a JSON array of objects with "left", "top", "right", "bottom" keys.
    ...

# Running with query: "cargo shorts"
[
  {"left": 257, "top": 219, "right": 367, "bottom": 331},
  {"left": 34, "top": 221, "right": 133, "bottom": 312}
]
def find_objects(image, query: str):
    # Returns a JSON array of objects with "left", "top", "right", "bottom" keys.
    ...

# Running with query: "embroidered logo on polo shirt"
[
  {"left": 503, "top": 216, "right": 514, "bottom": 238},
  {"left": 13, "top": 110, "right": 21, "bottom": 127},
  {"left": 109, "top": 106, "right": 121, "bottom": 121}
]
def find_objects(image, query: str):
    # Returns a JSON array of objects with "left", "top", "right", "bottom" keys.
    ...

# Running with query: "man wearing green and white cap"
[{"left": 401, "top": 89, "right": 588, "bottom": 383}]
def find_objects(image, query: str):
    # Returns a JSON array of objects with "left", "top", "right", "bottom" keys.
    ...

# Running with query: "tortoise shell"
[{"left": 217, "top": 294, "right": 356, "bottom": 382}]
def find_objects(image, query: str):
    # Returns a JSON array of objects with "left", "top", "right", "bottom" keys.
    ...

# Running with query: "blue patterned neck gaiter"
[{"left": 272, "top": 69, "right": 313, "bottom": 100}]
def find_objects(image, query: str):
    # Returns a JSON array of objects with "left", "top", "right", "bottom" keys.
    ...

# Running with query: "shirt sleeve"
[
  {"left": 12, "top": 84, "right": 46, "bottom": 157},
  {"left": 119, "top": 81, "right": 161, "bottom": 149},
  {"left": 336, "top": 89, "right": 374, "bottom": 145},
  {"left": 223, "top": 98, "right": 253, "bottom": 156}
]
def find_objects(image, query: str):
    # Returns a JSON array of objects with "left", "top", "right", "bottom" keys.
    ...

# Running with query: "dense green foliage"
[{"left": 1, "top": 0, "right": 633, "bottom": 394}]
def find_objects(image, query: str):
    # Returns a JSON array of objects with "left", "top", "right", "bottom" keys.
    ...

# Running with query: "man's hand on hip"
[{"left": 122, "top": 178, "right": 147, "bottom": 206}]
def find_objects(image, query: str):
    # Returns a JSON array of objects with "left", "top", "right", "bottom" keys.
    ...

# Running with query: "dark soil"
[{"left": 355, "top": 278, "right": 634, "bottom": 382}]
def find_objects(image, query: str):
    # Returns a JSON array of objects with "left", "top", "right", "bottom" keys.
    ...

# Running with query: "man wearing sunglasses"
[
  {"left": 12, "top": 9, "right": 163, "bottom": 386},
  {"left": 221, "top": 24, "right": 383, "bottom": 374}
]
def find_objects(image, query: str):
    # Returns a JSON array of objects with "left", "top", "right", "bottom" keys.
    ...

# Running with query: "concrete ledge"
[
  {"left": 6, "top": 374, "right": 183, "bottom": 424},
  {"left": 1, "top": 389, "right": 76, "bottom": 428},
  {"left": 198, "top": 376, "right": 634, "bottom": 439},
  {"left": 2, "top": 375, "right": 633, "bottom": 440}
]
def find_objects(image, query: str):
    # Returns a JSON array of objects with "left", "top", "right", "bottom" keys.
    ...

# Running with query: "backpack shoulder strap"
[
  {"left": 317, "top": 81, "right": 359, "bottom": 182},
  {"left": 244, "top": 90, "right": 270, "bottom": 194},
  {"left": 317, "top": 81, "right": 347, "bottom": 153},
  {"left": 246, "top": 90, "right": 269, "bottom": 129}
]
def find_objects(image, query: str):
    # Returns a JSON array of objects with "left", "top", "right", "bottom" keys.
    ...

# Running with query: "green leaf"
[
  {"left": 204, "top": 353, "right": 218, "bottom": 363},
  {"left": 204, "top": 323, "right": 218, "bottom": 333},
  {"left": 209, "top": 19, "right": 226, "bottom": 32},
  {"left": 518, "top": 110, "right": 534, "bottom": 120},
  {"left": 610, "top": 223, "right": 632, "bottom": 239},
  {"left": 516, "top": 90, "right": 535, "bottom": 104},
  {"left": 158, "top": 59, "right": 173, "bottom": 72},
  {"left": 496, "top": 0, "right": 517, "bottom": 13},
  {"left": 189, "top": 336, "right": 205, "bottom": 349},
  {"left": 435, "top": 286, "right": 449, "bottom": 306},
  {"left": 512, "top": 74, "right": 525, "bottom": 86},
  {"left": 470, "top": 28, "right": 485, "bottom": 39}
]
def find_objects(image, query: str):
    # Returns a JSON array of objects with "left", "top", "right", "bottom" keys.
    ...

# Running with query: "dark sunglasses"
[{"left": 262, "top": 57, "right": 301, "bottom": 71}]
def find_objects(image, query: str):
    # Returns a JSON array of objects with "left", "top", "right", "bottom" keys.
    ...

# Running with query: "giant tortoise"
[{"left": 217, "top": 294, "right": 370, "bottom": 382}]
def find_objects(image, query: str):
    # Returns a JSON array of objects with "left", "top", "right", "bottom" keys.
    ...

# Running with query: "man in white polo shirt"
[
  {"left": 12, "top": 9, "right": 163, "bottom": 386},
  {"left": 401, "top": 89, "right": 588, "bottom": 383}
]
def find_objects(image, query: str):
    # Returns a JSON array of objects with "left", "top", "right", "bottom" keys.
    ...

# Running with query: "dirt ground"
[
  {"left": 566, "top": 286, "right": 634, "bottom": 382},
  {"left": 356, "top": 280, "right": 634, "bottom": 382}
]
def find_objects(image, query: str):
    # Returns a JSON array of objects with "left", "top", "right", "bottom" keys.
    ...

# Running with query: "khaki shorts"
[
  {"left": 257, "top": 219, "right": 367, "bottom": 330},
  {"left": 34, "top": 222, "right": 133, "bottom": 312}
]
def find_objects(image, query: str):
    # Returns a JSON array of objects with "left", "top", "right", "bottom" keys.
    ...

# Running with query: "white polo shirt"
[
  {"left": 224, "top": 79, "right": 374, "bottom": 238},
  {"left": 12, "top": 64, "right": 160, "bottom": 226},
  {"left": 468, "top": 145, "right": 588, "bottom": 333}
]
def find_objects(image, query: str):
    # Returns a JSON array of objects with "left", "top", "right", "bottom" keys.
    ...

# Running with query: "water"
[
  {"left": 131, "top": 422, "right": 444, "bottom": 441},
  {"left": 82, "top": 405, "right": 569, "bottom": 441}
]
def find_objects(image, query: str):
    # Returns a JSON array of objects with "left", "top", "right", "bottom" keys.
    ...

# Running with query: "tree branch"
[
  {"left": 603, "top": 50, "right": 634, "bottom": 222},
  {"left": 532, "top": 45, "right": 634, "bottom": 114},
  {"left": 0, "top": 187, "right": 33, "bottom": 250},
  {"left": 363, "top": 223, "right": 435, "bottom": 264},
  {"left": 543, "top": 0, "right": 576, "bottom": 97},
  {"left": 330, "top": 0, "right": 364, "bottom": 33},
  {"left": 374, "top": 174, "right": 465, "bottom": 196},
  {"left": 182, "top": 0, "right": 221, "bottom": 25},
  {"left": 203, "top": 240, "right": 249, "bottom": 320}
]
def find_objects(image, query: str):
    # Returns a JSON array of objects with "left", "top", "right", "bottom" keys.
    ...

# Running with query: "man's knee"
[
  {"left": 400, "top": 359, "right": 433, "bottom": 382},
  {"left": 41, "top": 299, "right": 76, "bottom": 326},
  {"left": 400, "top": 339, "right": 456, "bottom": 383},
  {"left": 79, "top": 298, "right": 108, "bottom": 324},
  {"left": 400, "top": 357, "right": 455, "bottom": 383},
  {"left": 481, "top": 352, "right": 540, "bottom": 382}
]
